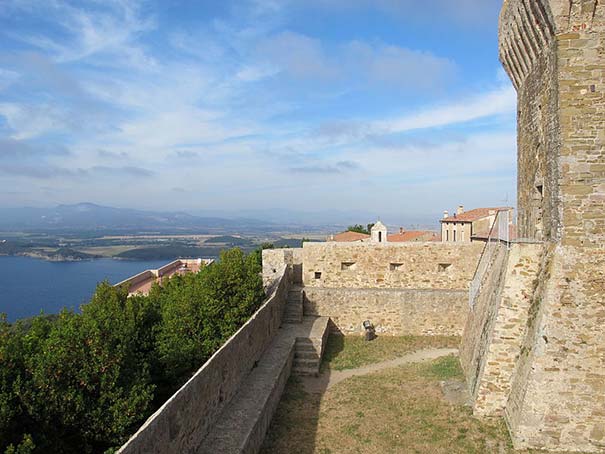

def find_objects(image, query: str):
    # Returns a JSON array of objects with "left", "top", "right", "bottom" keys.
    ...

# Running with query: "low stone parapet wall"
[
  {"left": 117, "top": 265, "right": 291, "bottom": 454},
  {"left": 262, "top": 248, "right": 303, "bottom": 290},
  {"left": 303, "top": 287, "right": 468, "bottom": 336},
  {"left": 301, "top": 242, "right": 483, "bottom": 289}
]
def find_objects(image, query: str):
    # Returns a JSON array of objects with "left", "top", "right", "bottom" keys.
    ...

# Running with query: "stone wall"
[
  {"left": 500, "top": 0, "right": 561, "bottom": 242},
  {"left": 459, "top": 243, "right": 510, "bottom": 401},
  {"left": 304, "top": 287, "right": 468, "bottom": 336},
  {"left": 460, "top": 242, "right": 542, "bottom": 416},
  {"left": 117, "top": 265, "right": 291, "bottom": 454},
  {"left": 302, "top": 242, "right": 483, "bottom": 289},
  {"left": 262, "top": 248, "right": 302, "bottom": 289}
]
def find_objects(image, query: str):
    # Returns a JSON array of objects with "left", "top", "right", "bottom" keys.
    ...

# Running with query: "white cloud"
[
  {"left": 0, "top": 0, "right": 514, "bottom": 217},
  {"left": 290, "top": 0, "right": 500, "bottom": 26},
  {"left": 0, "top": 68, "right": 20, "bottom": 91},
  {"left": 5, "top": 0, "right": 156, "bottom": 70},
  {"left": 375, "top": 84, "right": 516, "bottom": 134},
  {"left": 0, "top": 103, "right": 65, "bottom": 140},
  {"left": 344, "top": 41, "right": 456, "bottom": 89},
  {"left": 256, "top": 31, "right": 337, "bottom": 80},
  {"left": 236, "top": 65, "right": 279, "bottom": 82}
]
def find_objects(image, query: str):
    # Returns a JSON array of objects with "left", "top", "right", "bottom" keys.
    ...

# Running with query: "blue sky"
[{"left": 0, "top": 0, "right": 516, "bottom": 225}]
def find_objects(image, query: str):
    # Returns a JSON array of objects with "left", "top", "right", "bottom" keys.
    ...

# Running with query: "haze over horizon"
[{"left": 0, "top": 0, "right": 516, "bottom": 222}]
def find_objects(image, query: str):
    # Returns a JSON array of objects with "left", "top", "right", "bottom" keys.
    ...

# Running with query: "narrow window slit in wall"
[
  {"left": 390, "top": 263, "right": 404, "bottom": 271},
  {"left": 341, "top": 262, "right": 356, "bottom": 271},
  {"left": 438, "top": 263, "right": 452, "bottom": 272},
  {"left": 314, "top": 272, "right": 322, "bottom": 280}
]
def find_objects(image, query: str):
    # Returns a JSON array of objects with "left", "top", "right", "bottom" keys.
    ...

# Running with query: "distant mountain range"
[
  {"left": 0, "top": 203, "right": 439, "bottom": 233},
  {"left": 0, "top": 203, "right": 275, "bottom": 233}
]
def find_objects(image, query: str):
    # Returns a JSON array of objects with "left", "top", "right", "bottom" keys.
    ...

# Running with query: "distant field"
[
  {"left": 78, "top": 245, "right": 138, "bottom": 257},
  {"left": 98, "top": 234, "right": 215, "bottom": 241}
]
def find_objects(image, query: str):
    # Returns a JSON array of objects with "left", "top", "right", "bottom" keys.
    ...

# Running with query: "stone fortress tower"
[{"left": 462, "top": 1, "right": 605, "bottom": 452}]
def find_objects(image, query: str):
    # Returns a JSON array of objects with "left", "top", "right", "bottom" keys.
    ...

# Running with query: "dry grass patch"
[
  {"left": 262, "top": 336, "right": 587, "bottom": 454},
  {"left": 321, "top": 334, "right": 460, "bottom": 372},
  {"left": 263, "top": 355, "right": 515, "bottom": 454}
]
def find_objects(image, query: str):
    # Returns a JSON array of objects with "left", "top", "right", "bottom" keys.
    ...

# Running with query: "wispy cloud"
[
  {"left": 4, "top": 0, "right": 156, "bottom": 68},
  {"left": 375, "top": 84, "right": 516, "bottom": 134},
  {"left": 289, "top": 160, "right": 360, "bottom": 174},
  {"left": 314, "top": 83, "right": 515, "bottom": 143}
]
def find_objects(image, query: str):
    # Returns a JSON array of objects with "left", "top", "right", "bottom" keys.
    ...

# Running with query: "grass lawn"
[
  {"left": 321, "top": 334, "right": 460, "bottom": 372},
  {"left": 261, "top": 335, "right": 589, "bottom": 454}
]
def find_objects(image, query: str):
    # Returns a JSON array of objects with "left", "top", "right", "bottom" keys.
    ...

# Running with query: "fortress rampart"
[
  {"left": 301, "top": 242, "right": 482, "bottom": 289},
  {"left": 460, "top": 2, "right": 605, "bottom": 452},
  {"left": 264, "top": 242, "right": 483, "bottom": 335},
  {"left": 118, "top": 265, "right": 292, "bottom": 453}
]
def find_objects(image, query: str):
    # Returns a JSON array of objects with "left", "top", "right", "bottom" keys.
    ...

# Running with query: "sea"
[{"left": 0, "top": 256, "right": 169, "bottom": 322}]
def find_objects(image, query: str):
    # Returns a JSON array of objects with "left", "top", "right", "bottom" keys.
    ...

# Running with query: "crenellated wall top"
[{"left": 499, "top": 0, "right": 605, "bottom": 89}]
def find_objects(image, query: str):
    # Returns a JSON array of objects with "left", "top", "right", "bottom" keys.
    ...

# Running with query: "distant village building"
[
  {"left": 115, "top": 258, "right": 213, "bottom": 296},
  {"left": 328, "top": 231, "right": 370, "bottom": 242},
  {"left": 440, "top": 206, "right": 514, "bottom": 243},
  {"left": 370, "top": 221, "right": 388, "bottom": 243},
  {"left": 328, "top": 224, "right": 438, "bottom": 243},
  {"left": 387, "top": 228, "right": 439, "bottom": 243}
]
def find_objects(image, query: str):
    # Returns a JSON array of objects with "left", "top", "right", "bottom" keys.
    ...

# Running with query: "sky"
[{"left": 0, "top": 0, "right": 517, "bottom": 225}]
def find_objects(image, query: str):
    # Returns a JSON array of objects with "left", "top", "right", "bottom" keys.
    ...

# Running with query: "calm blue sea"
[{"left": 0, "top": 256, "right": 169, "bottom": 322}]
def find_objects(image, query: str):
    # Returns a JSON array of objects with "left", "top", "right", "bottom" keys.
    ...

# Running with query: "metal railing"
[{"left": 468, "top": 209, "right": 512, "bottom": 308}]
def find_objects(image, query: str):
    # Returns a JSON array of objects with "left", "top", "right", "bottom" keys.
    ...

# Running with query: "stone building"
[
  {"left": 328, "top": 227, "right": 438, "bottom": 243},
  {"left": 440, "top": 206, "right": 513, "bottom": 243},
  {"left": 114, "top": 258, "right": 213, "bottom": 296},
  {"left": 370, "top": 220, "right": 387, "bottom": 243}
]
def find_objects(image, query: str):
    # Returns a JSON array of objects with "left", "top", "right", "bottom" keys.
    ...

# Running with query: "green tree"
[
  {"left": 347, "top": 224, "right": 374, "bottom": 234},
  {"left": 0, "top": 247, "right": 265, "bottom": 453},
  {"left": 12, "top": 286, "right": 158, "bottom": 453},
  {"left": 250, "top": 242, "right": 274, "bottom": 267},
  {"left": 155, "top": 248, "right": 264, "bottom": 384}
]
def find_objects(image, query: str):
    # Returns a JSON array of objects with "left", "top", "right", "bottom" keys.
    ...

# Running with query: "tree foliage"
[
  {"left": 0, "top": 248, "right": 265, "bottom": 454},
  {"left": 346, "top": 223, "right": 374, "bottom": 235}
]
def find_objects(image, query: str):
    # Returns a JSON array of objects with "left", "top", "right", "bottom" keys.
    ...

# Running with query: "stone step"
[
  {"left": 295, "top": 350, "right": 319, "bottom": 360},
  {"left": 287, "top": 290, "right": 303, "bottom": 304},
  {"left": 294, "top": 358, "right": 319, "bottom": 369},
  {"left": 294, "top": 345, "right": 316, "bottom": 354},
  {"left": 292, "top": 366, "right": 319, "bottom": 377}
]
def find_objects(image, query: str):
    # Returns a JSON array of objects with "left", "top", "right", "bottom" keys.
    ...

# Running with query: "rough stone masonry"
[{"left": 461, "top": 1, "right": 605, "bottom": 452}]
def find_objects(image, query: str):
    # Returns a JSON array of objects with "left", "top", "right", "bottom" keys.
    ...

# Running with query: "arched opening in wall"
[{"left": 378, "top": 232, "right": 382, "bottom": 242}]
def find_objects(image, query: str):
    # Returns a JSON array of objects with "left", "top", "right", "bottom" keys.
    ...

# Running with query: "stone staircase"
[
  {"left": 292, "top": 337, "right": 322, "bottom": 376},
  {"left": 282, "top": 287, "right": 304, "bottom": 324},
  {"left": 197, "top": 316, "right": 329, "bottom": 453}
]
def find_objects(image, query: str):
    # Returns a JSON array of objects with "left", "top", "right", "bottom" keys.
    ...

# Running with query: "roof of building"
[
  {"left": 115, "top": 258, "right": 213, "bottom": 296},
  {"left": 332, "top": 231, "right": 370, "bottom": 242},
  {"left": 371, "top": 220, "right": 387, "bottom": 231},
  {"left": 441, "top": 207, "right": 513, "bottom": 223},
  {"left": 387, "top": 230, "right": 438, "bottom": 242}
]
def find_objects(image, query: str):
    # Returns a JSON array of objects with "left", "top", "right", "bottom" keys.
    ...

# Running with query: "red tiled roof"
[
  {"left": 332, "top": 231, "right": 370, "bottom": 242},
  {"left": 387, "top": 231, "right": 438, "bottom": 242},
  {"left": 441, "top": 207, "right": 513, "bottom": 223}
]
